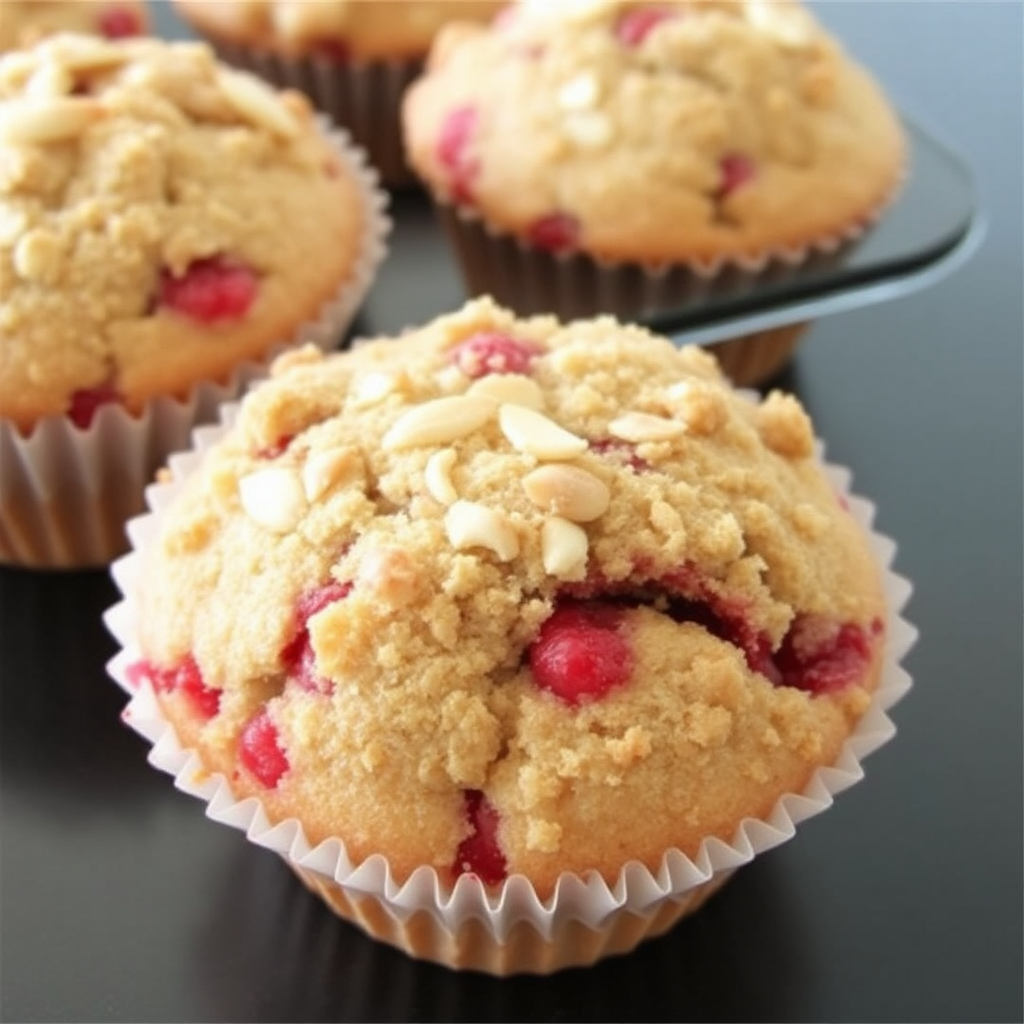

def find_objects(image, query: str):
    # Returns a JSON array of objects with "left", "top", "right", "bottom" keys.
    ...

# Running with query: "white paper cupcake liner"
[
  {"left": 104, "top": 401, "right": 915, "bottom": 975},
  {"left": 210, "top": 41, "right": 422, "bottom": 187},
  {"left": 0, "top": 118, "right": 390, "bottom": 571}
]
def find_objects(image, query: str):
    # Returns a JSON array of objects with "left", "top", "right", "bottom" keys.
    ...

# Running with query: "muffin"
[
  {"left": 402, "top": 0, "right": 906, "bottom": 383},
  {"left": 107, "top": 298, "right": 914, "bottom": 973},
  {"left": 0, "top": 33, "right": 388, "bottom": 567},
  {"left": 0, "top": 0, "right": 149, "bottom": 52},
  {"left": 173, "top": 0, "right": 504, "bottom": 185}
]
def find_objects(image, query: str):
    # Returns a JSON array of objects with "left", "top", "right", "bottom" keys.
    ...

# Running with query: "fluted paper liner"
[
  {"left": 104, "top": 402, "right": 915, "bottom": 975},
  {"left": 0, "top": 118, "right": 390, "bottom": 570},
  {"left": 210, "top": 41, "right": 421, "bottom": 187},
  {"left": 433, "top": 163, "right": 905, "bottom": 387}
]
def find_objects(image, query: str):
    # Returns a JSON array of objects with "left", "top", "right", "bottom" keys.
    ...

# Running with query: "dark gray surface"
[{"left": 1, "top": 3, "right": 1022, "bottom": 1021}]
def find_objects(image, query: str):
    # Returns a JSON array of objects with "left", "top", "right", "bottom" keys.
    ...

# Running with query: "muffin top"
[
  {"left": 173, "top": 0, "right": 504, "bottom": 61},
  {"left": 132, "top": 298, "right": 886, "bottom": 898},
  {"left": 403, "top": 0, "right": 905, "bottom": 263},
  {"left": 0, "top": 0, "right": 148, "bottom": 52},
  {"left": 0, "top": 34, "right": 369, "bottom": 432}
]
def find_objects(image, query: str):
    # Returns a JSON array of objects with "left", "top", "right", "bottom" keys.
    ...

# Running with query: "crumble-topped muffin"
[
  {"left": 404, "top": 0, "right": 905, "bottom": 263},
  {"left": 173, "top": 0, "right": 504, "bottom": 61},
  {"left": 129, "top": 298, "right": 886, "bottom": 899},
  {"left": 0, "top": 33, "right": 374, "bottom": 433},
  {"left": 173, "top": 0, "right": 503, "bottom": 185},
  {"left": 0, "top": 0, "right": 148, "bottom": 52}
]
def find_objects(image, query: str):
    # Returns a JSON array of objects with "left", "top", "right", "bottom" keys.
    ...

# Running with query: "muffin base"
[
  {"left": 435, "top": 204, "right": 878, "bottom": 387},
  {"left": 210, "top": 41, "right": 420, "bottom": 187},
  {"left": 105, "top": 411, "right": 916, "bottom": 974},
  {"left": 0, "top": 119, "right": 389, "bottom": 570}
]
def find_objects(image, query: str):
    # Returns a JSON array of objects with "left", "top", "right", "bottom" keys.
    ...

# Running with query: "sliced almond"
[
  {"left": 0, "top": 97, "right": 104, "bottom": 145},
  {"left": 383, "top": 395, "right": 494, "bottom": 451},
  {"left": 499, "top": 405, "right": 587, "bottom": 460},
  {"left": 350, "top": 371, "right": 400, "bottom": 409},
  {"left": 557, "top": 72, "right": 600, "bottom": 111},
  {"left": 522, "top": 464, "right": 610, "bottom": 523},
  {"left": 218, "top": 69, "right": 300, "bottom": 138},
  {"left": 25, "top": 63, "right": 73, "bottom": 99},
  {"left": 61, "top": 41, "right": 133, "bottom": 73},
  {"left": 744, "top": 0, "right": 812, "bottom": 47},
  {"left": 239, "top": 467, "right": 307, "bottom": 533},
  {"left": 541, "top": 517, "right": 589, "bottom": 577},
  {"left": 608, "top": 411, "right": 686, "bottom": 443},
  {"left": 425, "top": 448, "right": 458, "bottom": 506},
  {"left": 467, "top": 373, "right": 544, "bottom": 411},
  {"left": 302, "top": 447, "right": 359, "bottom": 502},
  {"left": 445, "top": 500, "right": 519, "bottom": 562}
]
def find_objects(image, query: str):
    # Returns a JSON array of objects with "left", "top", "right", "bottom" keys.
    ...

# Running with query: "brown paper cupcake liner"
[
  {"left": 104, "top": 404, "right": 915, "bottom": 975},
  {"left": 210, "top": 41, "right": 421, "bottom": 187},
  {"left": 434, "top": 168, "right": 903, "bottom": 387},
  {"left": 0, "top": 119, "right": 390, "bottom": 571}
]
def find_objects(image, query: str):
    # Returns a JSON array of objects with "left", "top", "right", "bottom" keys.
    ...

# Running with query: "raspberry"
[
  {"left": 99, "top": 5, "right": 143, "bottom": 38},
  {"left": 589, "top": 438, "right": 649, "bottom": 473},
  {"left": 529, "top": 602, "right": 633, "bottom": 705},
  {"left": 615, "top": 7, "right": 674, "bottom": 47},
  {"left": 159, "top": 256, "right": 258, "bottom": 322},
  {"left": 256, "top": 434, "right": 295, "bottom": 459},
  {"left": 774, "top": 615, "right": 876, "bottom": 695},
  {"left": 437, "top": 105, "right": 479, "bottom": 204},
  {"left": 453, "top": 790, "right": 507, "bottom": 885},
  {"left": 239, "top": 710, "right": 289, "bottom": 789},
  {"left": 67, "top": 383, "right": 121, "bottom": 429},
  {"left": 450, "top": 332, "right": 541, "bottom": 378},
  {"left": 526, "top": 212, "right": 580, "bottom": 253},
  {"left": 280, "top": 582, "right": 352, "bottom": 693},
  {"left": 128, "top": 656, "right": 220, "bottom": 719},
  {"left": 718, "top": 153, "right": 756, "bottom": 198}
]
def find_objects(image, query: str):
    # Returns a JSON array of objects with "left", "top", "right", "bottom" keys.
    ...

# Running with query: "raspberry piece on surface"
[
  {"left": 280, "top": 582, "right": 352, "bottom": 693},
  {"left": 615, "top": 7, "right": 674, "bottom": 47},
  {"left": 718, "top": 153, "right": 757, "bottom": 198},
  {"left": 437, "top": 105, "right": 480, "bottom": 204},
  {"left": 450, "top": 332, "right": 541, "bottom": 378},
  {"left": 159, "top": 256, "right": 258, "bottom": 323},
  {"left": 453, "top": 789, "right": 507, "bottom": 886},
  {"left": 256, "top": 434, "right": 295, "bottom": 459},
  {"left": 99, "top": 5, "right": 143, "bottom": 38},
  {"left": 526, "top": 212, "right": 581, "bottom": 254},
  {"left": 67, "top": 383, "right": 121, "bottom": 429},
  {"left": 589, "top": 438, "right": 650, "bottom": 473},
  {"left": 529, "top": 601, "right": 633, "bottom": 705},
  {"left": 774, "top": 615, "right": 876, "bottom": 695},
  {"left": 128, "top": 656, "right": 220, "bottom": 719},
  {"left": 239, "top": 709, "right": 289, "bottom": 789}
]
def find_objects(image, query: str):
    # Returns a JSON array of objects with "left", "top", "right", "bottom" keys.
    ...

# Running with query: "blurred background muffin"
[
  {"left": 0, "top": 0, "right": 149, "bottom": 51},
  {"left": 402, "top": 0, "right": 906, "bottom": 384},
  {"left": 173, "top": 0, "right": 503, "bottom": 186}
]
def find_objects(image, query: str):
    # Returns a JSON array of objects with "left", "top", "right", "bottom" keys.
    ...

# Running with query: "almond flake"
[
  {"left": 445, "top": 501, "right": 519, "bottom": 562},
  {"left": 499, "top": 405, "right": 587, "bottom": 460},
  {"left": 0, "top": 97, "right": 104, "bottom": 144},
  {"left": 218, "top": 69, "right": 300, "bottom": 138},
  {"left": 608, "top": 412, "right": 686, "bottom": 443},
  {"left": 467, "top": 373, "right": 544, "bottom": 411},
  {"left": 522, "top": 464, "right": 610, "bottom": 523},
  {"left": 383, "top": 395, "right": 494, "bottom": 450},
  {"left": 25, "top": 63, "right": 73, "bottom": 99},
  {"left": 351, "top": 372, "right": 399, "bottom": 409},
  {"left": 541, "top": 517, "right": 589, "bottom": 577},
  {"left": 61, "top": 42, "right": 133, "bottom": 73},
  {"left": 239, "top": 467, "right": 307, "bottom": 533},
  {"left": 302, "top": 447, "right": 359, "bottom": 502},
  {"left": 744, "top": 0, "right": 812, "bottom": 48},
  {"left": 557, "top": 72, "right": 600, "bottom": 111},
  {"left": 425, "top": 448, "right": 459, "bottom": 505}
]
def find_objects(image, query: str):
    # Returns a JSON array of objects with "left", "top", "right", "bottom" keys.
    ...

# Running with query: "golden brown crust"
[
  {"left": 138, "top": 298, "right": 887, "bottom": 897},
  {"left": 402, "top": 0, "right": 905, "bottom": 263},
  {"left": 172, "top": 0, "right": 504, "bottom": 61},
  {"left": 0, "top": 34, "right": 366, "bottom": 431}
]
